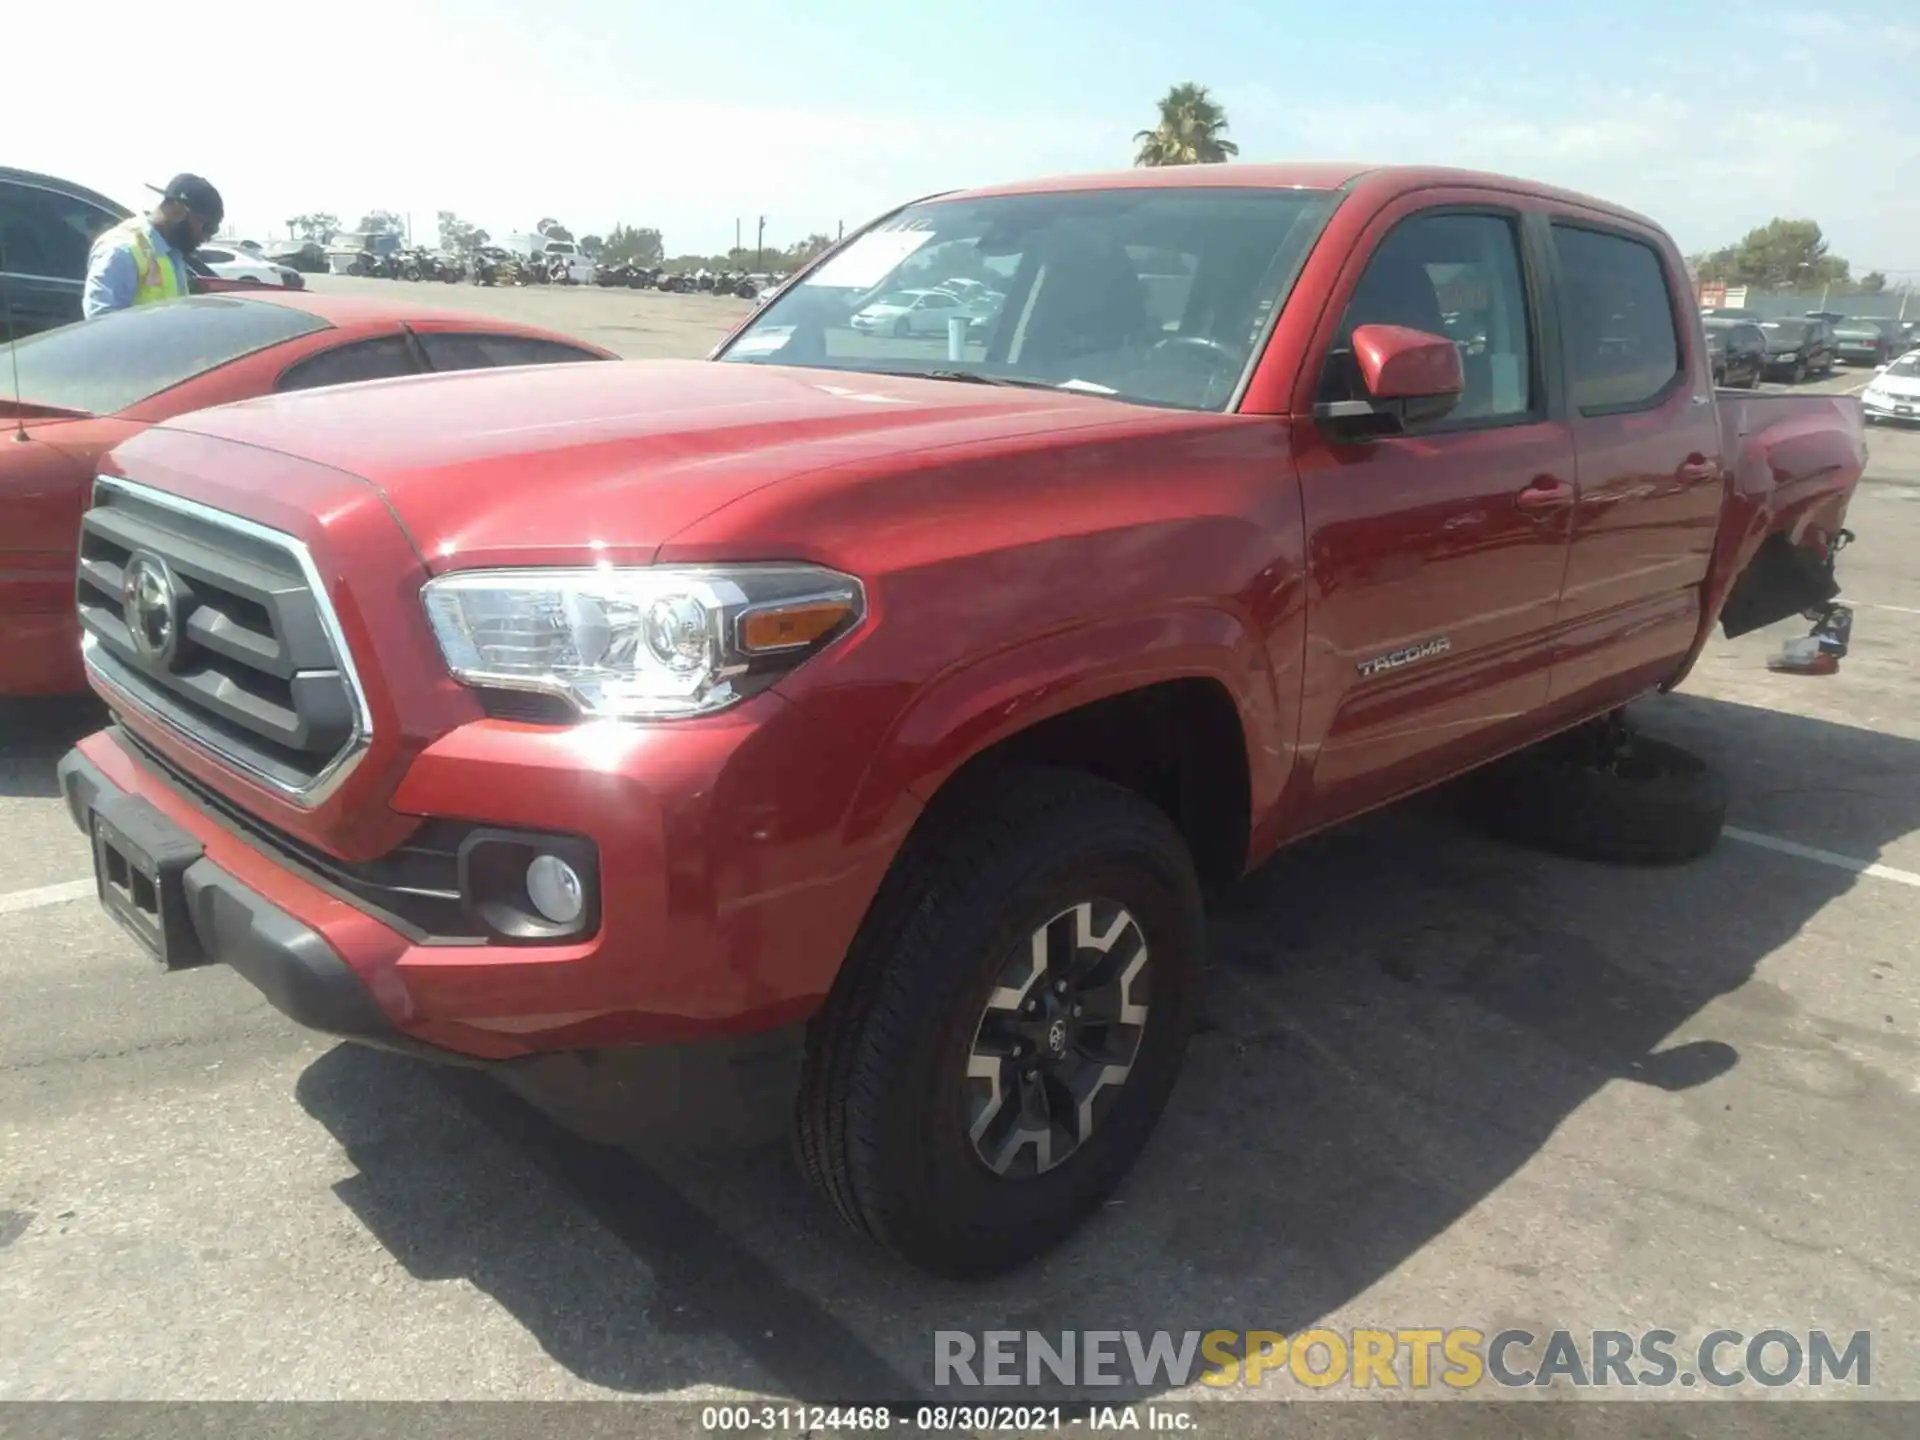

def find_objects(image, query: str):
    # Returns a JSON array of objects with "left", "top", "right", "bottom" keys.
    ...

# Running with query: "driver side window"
[{"left": 1317, "top": 210, "right": 1536, "bottom": 427}]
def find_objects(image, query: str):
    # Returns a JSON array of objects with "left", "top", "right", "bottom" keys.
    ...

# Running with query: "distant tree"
[
  {"left": 1134, "top": 82, "right": 1239, "bottom": 167},
  {"left": 1859, "top": 271, "right": 1888, "bottom": 294},
  {"left": 1693, "top": 219, "right": 1849, "bottom": 289},
  {"left": 601, "top": 223, "right": 665, "bottom": 267},
  {"left": 536, "top": 217, "right": 576, "bottom": 243},
  {"left": 286, "top": 212, "right": 340, "bottom": 243},
  {"left": 357, "top": 210, "right": 404, "bottom": 236},
  {"left": 782, "top": 232, "right": 835, "bottom": 269},
  {"left": 437, "top": 210, "right": 490, "bottom": 252},
  {"left": 579, "top": 234, "right": 606, "bottom": 259}
]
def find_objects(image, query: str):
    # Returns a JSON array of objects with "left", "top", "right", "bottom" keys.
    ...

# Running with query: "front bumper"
[
  {"left": 1862, "top": 392, "right": 1920, "bottom": 420},
  {"left": 55, "top": 740, "right": 810, "bottom": 1144},
  {"left": 57, "top": 744, "right": 451, "bottom": 1062}
]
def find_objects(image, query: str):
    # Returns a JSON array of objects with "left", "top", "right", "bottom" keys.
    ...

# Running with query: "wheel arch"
[{"left": 840, "top": 609, "right": 1279, "bottom": 887}]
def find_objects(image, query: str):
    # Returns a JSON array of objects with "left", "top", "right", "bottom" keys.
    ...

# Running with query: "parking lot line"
[
  {"left": 1865, "top": 601, "right": 1920, "bottom": 616},
  {"left": 0, "top": 878, "right": 94, "bottom": 915},
  {"left": 1723, "top": 827, "right": 1920, "bottom": 890}
]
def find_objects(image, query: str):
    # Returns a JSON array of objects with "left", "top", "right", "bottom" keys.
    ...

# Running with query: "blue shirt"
[{"left": 83, "top": 220, "right": 189, "bottom": 318}]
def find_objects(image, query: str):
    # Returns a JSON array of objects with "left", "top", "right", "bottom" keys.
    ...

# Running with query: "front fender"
[{"left": 843, "top": 602, "right": 1288, "bottom": 851}]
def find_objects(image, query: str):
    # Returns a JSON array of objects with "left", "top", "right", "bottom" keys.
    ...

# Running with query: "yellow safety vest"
[{"left": 109, "top": 219, "right": 187, "bottom": 305}]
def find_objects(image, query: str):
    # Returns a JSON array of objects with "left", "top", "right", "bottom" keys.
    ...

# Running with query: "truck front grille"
[{"left": 75, "top": 477, "right": 370, "bottom": 803}]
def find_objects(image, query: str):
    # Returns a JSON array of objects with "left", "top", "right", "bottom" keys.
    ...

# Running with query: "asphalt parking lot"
[{"left": 2, "top": 279, "right": 1916, "bottom": 1418}]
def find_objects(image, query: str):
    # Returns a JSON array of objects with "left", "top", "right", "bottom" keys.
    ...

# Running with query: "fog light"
[{"left": 525, "top": 854, "right": 584, "bottom": 925}]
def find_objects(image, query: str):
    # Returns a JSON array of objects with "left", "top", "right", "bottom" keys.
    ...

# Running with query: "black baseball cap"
[{"left": 146, "top": 173, "right": 224, "bottom": 223}]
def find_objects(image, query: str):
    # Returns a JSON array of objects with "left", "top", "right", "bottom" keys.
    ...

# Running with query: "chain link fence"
[{"left": 1699, "top": 285, "right": 1920, "bottom": 322}]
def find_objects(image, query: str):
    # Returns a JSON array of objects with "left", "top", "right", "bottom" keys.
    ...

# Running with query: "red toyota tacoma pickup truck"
[{"left": 57, "top": 163, "right": 1862, "bottom": 1278}]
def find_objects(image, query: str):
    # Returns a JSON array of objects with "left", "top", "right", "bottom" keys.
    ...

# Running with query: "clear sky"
[{"left": 13, "top": 1, "right": 1917, "bottom": 272}]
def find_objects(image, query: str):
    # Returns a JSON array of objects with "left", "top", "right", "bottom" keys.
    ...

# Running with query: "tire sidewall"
[{"left": 865, "top": 832, "right": 1201, "bottom": 1263}]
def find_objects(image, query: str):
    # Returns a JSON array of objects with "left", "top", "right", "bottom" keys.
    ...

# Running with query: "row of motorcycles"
[
  {"left": 349, "top": 247, "right": 467, "bottom": 283},
  {"left": 468, "top": 249, "right": 576, "bottom": 288},
  {"left": 594, "top": 263, "right": 766, "bottom": 298},
  {"left": 350, "top": 246, "right": 772, "bottom": 297}
]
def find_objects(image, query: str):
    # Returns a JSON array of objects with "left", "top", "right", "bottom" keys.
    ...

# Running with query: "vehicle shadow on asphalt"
[
  {"left": 0, "top": 696, "right": 106, "bottom": 799},
  {"left": 294, "top": 690, "right": 1920, "bottom": 1410}
]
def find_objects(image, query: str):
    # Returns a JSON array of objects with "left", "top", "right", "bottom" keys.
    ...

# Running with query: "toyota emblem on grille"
[{"left": 122, "top": 551, "right": 181, "bottom": 669}]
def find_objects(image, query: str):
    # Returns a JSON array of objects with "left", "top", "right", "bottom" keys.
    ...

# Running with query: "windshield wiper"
[{"left": 881, "top": 369, "right": 1112, "bottom": 395}]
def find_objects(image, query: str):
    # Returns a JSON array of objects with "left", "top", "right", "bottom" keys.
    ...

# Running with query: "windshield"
[
  {"left": 1883, "top": 354, "right": 1920, "bottom": 379},
  {"left": 1761, "top": 320, "right": 1808, "bottom": 339},
  {"left": 716, "top": 186, "right": 1340, "bottom": 410},
  {"left": 1, "top": 297, "right": 329, "bottom": 414}
]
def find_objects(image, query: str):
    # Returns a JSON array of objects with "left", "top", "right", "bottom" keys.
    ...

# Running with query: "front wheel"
[
  {"left": 796, "top": 768, "right": 1204, "bottom": 1278},
  {"left": 1792, "top": 359, "right": 1808, "bottom": 385}
]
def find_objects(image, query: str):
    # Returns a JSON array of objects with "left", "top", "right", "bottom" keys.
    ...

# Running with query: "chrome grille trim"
[{"left": 79, "top": 476, "right": 374, "bottom": 807}]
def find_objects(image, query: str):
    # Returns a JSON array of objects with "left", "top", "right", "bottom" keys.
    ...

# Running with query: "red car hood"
[{"left": 148, "top": 359, "right": 1142, "bottom": 569}]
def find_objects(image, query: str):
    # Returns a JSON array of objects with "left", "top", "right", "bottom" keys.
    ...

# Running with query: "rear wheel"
[{"left": 796, "top": 768, "right": 1205, "bottom": 1278}]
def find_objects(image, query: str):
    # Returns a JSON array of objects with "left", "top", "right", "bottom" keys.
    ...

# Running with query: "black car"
[
  {"left": 1757, "top": 317, "right": 1837, "bottom": 382},
  {"left": 1703, "top": 317, "right": 1767, "bottom": 387},
  {"left": 1832, "top": 316, "right": 1896, "bottom": 367},
  {"left": 0, "top": 165, "right": 233, "bottom": 342}
]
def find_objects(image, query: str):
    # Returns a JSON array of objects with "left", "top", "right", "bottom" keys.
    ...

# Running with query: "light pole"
[{"left": 756, "top": 215, "right": 766, "bottom": 273}]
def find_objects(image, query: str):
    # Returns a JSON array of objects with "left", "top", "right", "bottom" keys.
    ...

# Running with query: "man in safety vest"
[{"left": 82, "top": 173, "right": 225, "bottom": 317}]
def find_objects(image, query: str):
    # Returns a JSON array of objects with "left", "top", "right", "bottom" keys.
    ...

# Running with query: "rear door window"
[
  {"left": 415, "top": 332, "right": 606, "bottom": 370},
  {"left": 277, "top": 335, "right": 419, "bottom": 391},
  {"left": 1550, "top": 224, "right": 1682, "bottom": 413},
  {"left": 0, "top": 179, "right": 121, "bottom": 281}
]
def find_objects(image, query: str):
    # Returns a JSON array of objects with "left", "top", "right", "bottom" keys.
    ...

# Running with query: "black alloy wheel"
[{"left": 964, "top": 901, "right": 1151, "bottom": 1177}]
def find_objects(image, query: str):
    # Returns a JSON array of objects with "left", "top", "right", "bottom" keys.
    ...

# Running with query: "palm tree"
[{"left": 1133, "top": 83, "right": 1240, "bottom": 167}]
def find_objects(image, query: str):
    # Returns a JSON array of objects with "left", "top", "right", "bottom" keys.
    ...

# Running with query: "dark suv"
[
  {"left": 0, "top": 167, "right": 242, "bottom": 342},
  {"left": 0, "top": 167, "right": 126, "bottom": 342},
  {"left": 1759, "top": 317, "right": 1837, "bottom": 382},
  {"left": 1703, "top": 317, "right": 1767, "bottom": 387}
]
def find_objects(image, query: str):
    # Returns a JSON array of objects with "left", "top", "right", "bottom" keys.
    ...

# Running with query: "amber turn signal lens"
[{"left": 739, "top": 599, "right": 853, "bottom": 653}]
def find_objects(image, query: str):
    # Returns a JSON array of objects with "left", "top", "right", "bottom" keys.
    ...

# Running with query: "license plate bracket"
[{"left": 90, "top": 794, "right": 208, "bottom": 970}]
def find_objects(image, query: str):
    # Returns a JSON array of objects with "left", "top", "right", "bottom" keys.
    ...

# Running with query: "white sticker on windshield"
[
  {"left": 729, "top": 326, "right": 794, "bottom": 355},
  {"left": 805, "top": 230, "right": 937, "bottom": 290}
]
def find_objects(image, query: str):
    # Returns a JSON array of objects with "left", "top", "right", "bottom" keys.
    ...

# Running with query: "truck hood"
[{"left": 155, "top": 359, "right": 1140, "bottom": 568}]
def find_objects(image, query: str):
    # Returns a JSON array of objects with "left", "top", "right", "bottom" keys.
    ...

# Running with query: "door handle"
[
  {"left": 1515, "top": 476, "right": 1575, "bottom": 512},
  {"left": 1676, "top": 454, "right": 1719, "bottom": 483}
]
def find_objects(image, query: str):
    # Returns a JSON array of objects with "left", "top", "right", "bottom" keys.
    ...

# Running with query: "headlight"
[{"left": 422, "top": 564, "right": 864, "bottom": 719}]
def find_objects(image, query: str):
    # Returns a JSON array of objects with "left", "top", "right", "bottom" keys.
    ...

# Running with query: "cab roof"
[{"left": 942, "top": 162, "right": 1663, "bottom": 233}]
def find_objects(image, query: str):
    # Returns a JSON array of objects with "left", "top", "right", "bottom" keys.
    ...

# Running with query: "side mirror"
[
  {"left": 1876, "top": 363, "right": 1890, "bottom": 374},
  {"left": 1314, "top": 323, "right": 1465, "bottom": 439}
]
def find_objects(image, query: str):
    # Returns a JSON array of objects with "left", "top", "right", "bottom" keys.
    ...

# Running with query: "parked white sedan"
[
  {"left": 850, "top": 287, "right": 966, "bottom": 337},
  {"left": 196, "top": 245, "right": 301, "bottom": 288},
  {"left": 1861, "top": 351, "right": 1920, "bottom": 423}
]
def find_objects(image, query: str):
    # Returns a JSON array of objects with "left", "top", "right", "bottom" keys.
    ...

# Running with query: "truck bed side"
[{"left": 1668, "top": 389, "right": 1865, "bottom": 687}]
